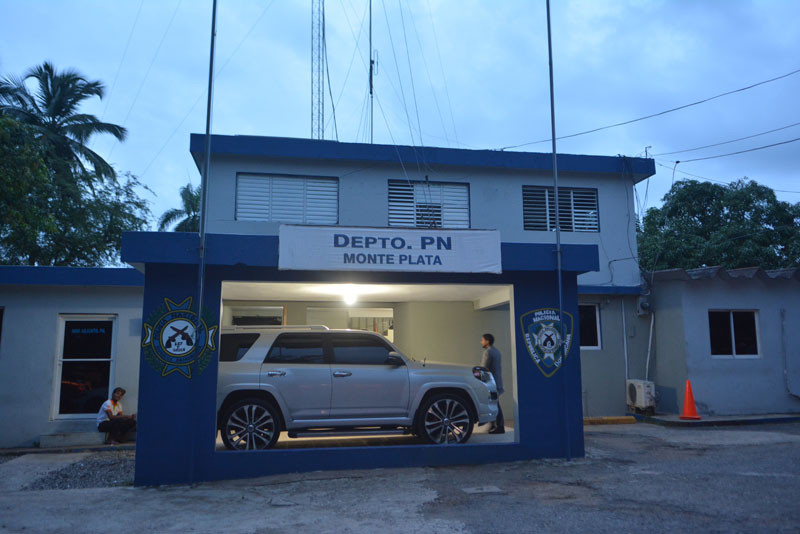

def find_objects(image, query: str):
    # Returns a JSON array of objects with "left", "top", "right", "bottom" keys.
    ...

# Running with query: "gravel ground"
[
  {"left": 24, "top": 450, "right": 135, "bottom": 490},
  {"left": 0, "top": 454, "right": 21, "bottom": 466}
]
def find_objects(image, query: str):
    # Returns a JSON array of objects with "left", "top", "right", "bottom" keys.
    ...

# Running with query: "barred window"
[
  {"left": 388, "top": 180, "right": 469, "bottom": 229},
  {"left": 522, "top": 186, "right": 599, "bottom": 232},
  {"left": 235, "top": 173, "right": 338, "bottom": 224}
]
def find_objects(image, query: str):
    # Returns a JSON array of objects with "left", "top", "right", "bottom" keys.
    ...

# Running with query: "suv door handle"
[
  {"left": 266, "top": 370, "right": 286, "bottom": 377},
  {"left": 333, "top": 371, "right": 352, "bottom": 378}
]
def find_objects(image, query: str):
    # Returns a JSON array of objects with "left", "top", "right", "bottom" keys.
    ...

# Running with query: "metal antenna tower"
[
  {"left": 311, "top": 0, "right": 324, "bottom": 139},
  {"left": 369, "top": 0, "right": 374, "bottom": 143}
]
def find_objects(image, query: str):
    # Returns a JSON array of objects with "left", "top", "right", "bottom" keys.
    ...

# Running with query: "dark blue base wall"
[{"left": 134, "top": 265, "right": 584, "bottom": 486}]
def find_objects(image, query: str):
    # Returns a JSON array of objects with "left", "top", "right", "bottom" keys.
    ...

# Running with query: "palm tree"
[
  {"left": 0, "top": 61, "right": 126, "bottom": 179},
  {"left": 158, "top": 183, "right": 201, "bottom": 232}
]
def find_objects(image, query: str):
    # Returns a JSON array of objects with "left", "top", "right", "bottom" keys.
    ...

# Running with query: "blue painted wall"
[{"left": 130, "top": 234, "right": 590, "bottom": 485}]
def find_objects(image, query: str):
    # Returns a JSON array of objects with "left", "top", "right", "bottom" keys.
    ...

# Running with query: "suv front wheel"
[
  {"left": 220, "top": 398, "right": 281, "bottom": 450},
  {"left": 416, "top": 393, "right": 474, "bottom": 445}
]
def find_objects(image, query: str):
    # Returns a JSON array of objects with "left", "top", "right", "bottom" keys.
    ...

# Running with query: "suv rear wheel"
[
  {"left": 416, "top": 393, "right": 474, "bottom": 444},
  {"left": 220, "top": 398, "right": 281, "bottom": 450}
]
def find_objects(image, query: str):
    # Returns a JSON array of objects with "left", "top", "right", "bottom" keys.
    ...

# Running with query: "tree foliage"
[
  {"left": 0, "top": 63, "right": 150, "bottom": 266},
  {"left": 637, "top": 179, "right": 800, "bottom": 271},
  {"left": 158, "top": 183, "right": 200, "bottom": 233}
]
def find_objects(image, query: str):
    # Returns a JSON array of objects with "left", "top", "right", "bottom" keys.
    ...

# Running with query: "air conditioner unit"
[{"left": 626, "top": 379, "right": 655, "bottom": 411}]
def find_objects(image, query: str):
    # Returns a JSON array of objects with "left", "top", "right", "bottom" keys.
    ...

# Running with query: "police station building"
[{"left": 0, "top": 135, "right": 655, "bottom": 485}]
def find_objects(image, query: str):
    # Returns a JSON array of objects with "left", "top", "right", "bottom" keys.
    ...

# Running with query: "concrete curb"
[
  {"left": 631, "top": 413, "right": 800, "bottom": 427},
  {"left": 0, "top": 444, "right": 135, "bottom": 455},
  {"left": 583, "top": 416, "right": 637, "bottom": 425}
]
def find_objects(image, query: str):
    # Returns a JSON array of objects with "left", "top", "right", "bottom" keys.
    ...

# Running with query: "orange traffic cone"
[{"left": 680, "top": 379, "right": 702, "bottom": 420}]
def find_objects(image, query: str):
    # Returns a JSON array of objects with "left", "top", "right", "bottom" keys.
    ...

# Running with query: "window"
[
  {"left": 56, "top": 317, "right": 115, "bottom": 416},
  {"left": 235, "top": 173, "right": 338, "bottom": 224},
  {"left": 522, "top": 186, "right": 599, "bottom": 232},
  {"left": 266, "top": 334, "right": 325, "bottom": 364},
  {"left": 579, "top": 304, "right": 601, "bottom": 349},
  {"left": 330, "top": 334, "right": 393, "bottom": 365},
  {"left": 219, "top": 333, "right": 260, "bottom": 362},
  {"left": 388, "top": 180, "right": 469, "bottom": 228},
  {"left": 708, "top": 310, "right": 759, "bottom": 358}
]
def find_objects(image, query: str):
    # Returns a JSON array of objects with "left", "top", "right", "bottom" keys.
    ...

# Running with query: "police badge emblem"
[
  {"left": 142, "top": 297, "right": 218, "bottom": 379},
  {"left": 520, "top": 308, "right": 574, "bottom": 378}
]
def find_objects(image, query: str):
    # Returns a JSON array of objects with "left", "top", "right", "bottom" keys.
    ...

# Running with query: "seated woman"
[{"left": 96, "top": 387, "right": 137, "bottom": 444}]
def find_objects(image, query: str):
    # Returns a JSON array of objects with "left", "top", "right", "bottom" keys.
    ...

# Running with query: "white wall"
[
  {"left": 0, "top": 285, "right": 143, "bottom": 448},
  {"left": 205, "top": 155, "right": 640, "bottom": 287}
]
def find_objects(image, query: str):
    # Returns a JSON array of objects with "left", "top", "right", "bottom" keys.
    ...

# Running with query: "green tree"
[
  {"left": 0, "top": 62, "right": 151, "bottom": 266},
  {"left": 0, "top": 117, "right": 57, "bottom": 263},
  {"left": 638, "top": 179, "right": 800, "bottom": 271},
  {"left": 158, "top": 183, "right": 201, "bottom": 232},
  {"left": 0, "top": 61, "right": 126, "bottom": 181}
]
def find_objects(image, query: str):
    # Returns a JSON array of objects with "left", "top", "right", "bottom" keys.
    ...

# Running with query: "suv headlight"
[{"left": 472, "top": 366, "right": 492, "bottom": 383}]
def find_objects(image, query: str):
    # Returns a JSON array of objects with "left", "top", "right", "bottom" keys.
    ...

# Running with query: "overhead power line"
[
  {"left": 654, "top": 121, "right": 800, "bottom": 156},
  {"left": 496, "top": 66, "right": 800, "bottom": 151},
  {"left": 653, "top": 161, "right": 800, "bottom": 194},
  {"left": 678, "top": 136, "right": 800, "bottom": 163},
  {"left": 101, "top": 0, "right": 144, "bottom": 121}
]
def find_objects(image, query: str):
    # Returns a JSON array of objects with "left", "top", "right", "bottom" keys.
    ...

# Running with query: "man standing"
[{"left": 480, "top": 333, "right": 505, "bottom": 434}]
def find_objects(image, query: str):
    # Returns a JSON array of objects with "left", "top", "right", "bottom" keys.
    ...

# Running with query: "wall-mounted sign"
[
  {"left": 520, "top": 308, "right": 574, "bottom": 378},
  {"left": 279, "top": 225, "right": 502, "bottom": 273}
]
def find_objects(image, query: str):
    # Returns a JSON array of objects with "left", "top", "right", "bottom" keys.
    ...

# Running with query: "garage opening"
[{"left": 215, "top": 281, "right": 516, "bottom": 451}]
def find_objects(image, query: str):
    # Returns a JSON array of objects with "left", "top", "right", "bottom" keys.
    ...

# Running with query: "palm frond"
[{"left": 158, "top": 208, "right": 186, "bottom": 231}]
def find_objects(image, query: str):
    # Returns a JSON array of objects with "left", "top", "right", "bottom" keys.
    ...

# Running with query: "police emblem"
[
  {"left": 142, "top": 297, "right": 218, "bottom": 379},
  {"left": 520, "top": 308, "right": 574, "bottom": 378}
]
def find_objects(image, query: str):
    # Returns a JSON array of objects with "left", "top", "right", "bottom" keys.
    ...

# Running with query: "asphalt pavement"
[{"left": 1, "top": 422, "right": 799, "bottom": 533}]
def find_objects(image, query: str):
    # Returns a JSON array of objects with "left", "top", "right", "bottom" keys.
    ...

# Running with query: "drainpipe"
[
  {"left": 781, "top": 309, "right": 800, "bottom": 400},
  {"left": 621, "top": 298, "right": 629, "bottom": 381},
  {"left": 645, "top": 312, "right": 654, "bottom": 382}
]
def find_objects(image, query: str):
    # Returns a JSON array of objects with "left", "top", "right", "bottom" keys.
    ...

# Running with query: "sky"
[{"left": 2, "top": 0, "right": 799, "bottom": 226}]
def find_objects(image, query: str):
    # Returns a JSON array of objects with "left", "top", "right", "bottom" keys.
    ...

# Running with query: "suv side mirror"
[{"left": 386, "top": 353, "right": 405, "bottom": 367}]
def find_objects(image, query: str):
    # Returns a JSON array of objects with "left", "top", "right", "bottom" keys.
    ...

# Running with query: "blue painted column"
[{"left": 513, "top": 271, "right": 584, "bottom": 458}]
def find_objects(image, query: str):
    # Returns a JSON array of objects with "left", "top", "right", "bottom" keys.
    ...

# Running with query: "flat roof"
[
  {"left": 190, "top": 134, "right": 655, "bottom": 183},
  {"left": 0, "top": 266, "right": 144, "bottom": 287}
]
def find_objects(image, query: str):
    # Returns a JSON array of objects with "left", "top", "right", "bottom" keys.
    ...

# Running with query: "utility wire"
[
  {"left": 653, "top": 161, "right": 800, "bottom": 194},
  {"left": 425, "top": 0, "right": 459, "bottom": 147},
  {"left": 109, "top": 0, "right": 183, "bottom": 156},
  {"left": 101, "top": 0, "right": 144, "bottom": 121},
  {"left": 678, "top": 136, "right": 800, "bottom": 163},
  {"left": 323, "top": 6, "right": 339, "bottom": 140},
  {"left": 381, "top": 0, "right": 417, "bottom": 147},
  {"left": 397, "top": 0, "right": 424, "bottom": 146},
  {"left": 497, "top": 66, "right": 800, "bottom": 151},
  {"left": 138, "top": 0, "right": 276, "bottom": 178},
  {"left": 653, "top": 121, "right": 800, "bottom": 156}
]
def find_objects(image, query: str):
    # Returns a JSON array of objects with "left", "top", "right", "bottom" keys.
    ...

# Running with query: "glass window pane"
[
  {"left": 267, "top": 334, "right": 324, "bottom": 364},
  {"left": 63, "top": 320, "right": 113, "bottom": 359},
  {"left": 579, "top": 305, "right": 599, "bottom": 348},
  {"left": 732, "top": 312, "right": 758, "bottom": 355},
  {"left": 219, "top": 333, "right": 260, "bottom": 362},
  {"left": 59, "top": 361, "right": 110, "bottom": 414},
  {"left": 708, "top": 311, "right": 733, "bottom": 355},
  {"left": 331, "top": 335, "right": 392, "bottom": 365}
]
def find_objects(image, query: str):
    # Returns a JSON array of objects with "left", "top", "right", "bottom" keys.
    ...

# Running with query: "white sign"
[{"left": 279, "top": 225, "right": 502, "bottom": 273}]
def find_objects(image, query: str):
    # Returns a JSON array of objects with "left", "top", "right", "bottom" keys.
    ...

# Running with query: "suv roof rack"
[{"left": 221, "top": 325, "right": 330, "bottom": 331}]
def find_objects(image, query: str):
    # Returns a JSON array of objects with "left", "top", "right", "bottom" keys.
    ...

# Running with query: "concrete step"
[{"left": 39, "top": 432, "right": 106, "bottom": 448}]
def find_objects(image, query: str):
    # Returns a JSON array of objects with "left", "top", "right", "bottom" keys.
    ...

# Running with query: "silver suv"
[{"left": 216, "top": 326, "right": 499, "bottom": 450}]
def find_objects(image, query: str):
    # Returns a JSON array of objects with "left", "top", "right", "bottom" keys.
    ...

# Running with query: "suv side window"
[
  {"left": 266, "top": 334, "right": 325, "bottom": 364},
  {"left": 219, "top": 333, "right": 260, "bottom": 362},
  {"left": 331, "top": 334, "right": 393, "bottom": 365}
]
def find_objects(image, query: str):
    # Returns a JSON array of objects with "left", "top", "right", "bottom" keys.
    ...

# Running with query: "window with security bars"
[
  {"left": 522, "top": 186, "right": 599, "bottom": 232},
  {"left": 235, "top": 173, "right": 338, "bottom": 224},
  {"left": 388, "top": 180, "right": 469, "bottom": 228}
]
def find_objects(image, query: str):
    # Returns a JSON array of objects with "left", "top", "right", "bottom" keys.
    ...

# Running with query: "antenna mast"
[
  {"left": 369, "top": 0, "right": 374, "bottom": 143},
  {"left": 311, "top": 0, "right": 324, "bottom": 139}
]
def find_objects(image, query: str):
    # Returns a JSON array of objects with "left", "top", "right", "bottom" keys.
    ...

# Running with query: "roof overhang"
[{"left": 190, "top": 134, "right": 656, "bottom": 183}]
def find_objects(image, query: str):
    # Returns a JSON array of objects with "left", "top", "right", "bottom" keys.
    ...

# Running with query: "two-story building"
[{"left": 0, "top": 134, "right": 655, "bottom": 485}]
